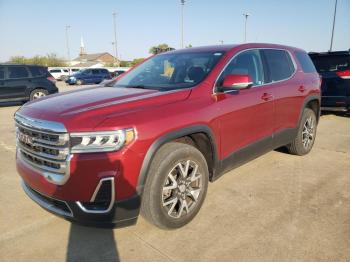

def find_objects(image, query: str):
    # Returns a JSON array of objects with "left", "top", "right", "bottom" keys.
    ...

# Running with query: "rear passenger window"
[
  {"left": 0, "top": 67, "right": 5, "bottom": 79},
  {"left": 295, "top": 52, "right": 316, "bottom": 73},
  {"left": 8, "top": 66, "right": 29, "bottom": 79},
  {"left": 29, "top": 66, "right": 46, "bottom": 77},
  {"left": 263, "top": 49, "right": 295, "bottom": 82},
  {"left": 92, "top": 69, "right": 100, "bottom": 74}
]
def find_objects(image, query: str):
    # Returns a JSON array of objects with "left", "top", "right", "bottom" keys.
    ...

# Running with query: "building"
[{"left": 69, "top": 37, "right": 119, "bottom": 67}]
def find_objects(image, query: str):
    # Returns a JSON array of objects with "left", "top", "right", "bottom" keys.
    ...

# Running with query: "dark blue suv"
[
  {"left": 309, "top": 51, "right": 350, "bottom": 112},
  {"left": 66, "top": 68, "right": 111, "bottom": 85}
]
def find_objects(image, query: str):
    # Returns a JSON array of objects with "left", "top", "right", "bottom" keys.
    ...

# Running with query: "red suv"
[{"left": 15, "top": 43, "right": 321, "bottom": 229}]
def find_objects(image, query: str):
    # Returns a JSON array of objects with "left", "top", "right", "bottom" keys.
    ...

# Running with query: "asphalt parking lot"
[{"left": 1, "top": 82, "right": 350, "bottom": 262}]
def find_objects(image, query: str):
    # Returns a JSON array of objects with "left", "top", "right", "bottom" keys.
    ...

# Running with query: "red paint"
[{"left": 16, "top": 43, "right": 321, "bottom": 202}]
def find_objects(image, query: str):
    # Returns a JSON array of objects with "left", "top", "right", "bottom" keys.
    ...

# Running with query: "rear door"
[
  {"left": 261, "top": 49, "right": 300, "bottom": 139},
  {"left": 1, "top": 66, "right": 30, "bottom": 101}
]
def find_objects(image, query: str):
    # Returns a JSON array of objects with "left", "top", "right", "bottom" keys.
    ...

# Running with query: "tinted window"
[
  {"left": 63, "top": 69, "right": 69, "bottom": 72},
  {"left": 101, "top": 69, "right": 109, "bottom": 74},
  {"left": 295, "top": 52, "right": 316, "bottom": 73},
  {"left": 83, "top": 69, "right": 92, "bottom": 74},
  {"left": 0, "top": 67, "right": 5, "bottom": 80},
  {"left": 310, "top": 54, "right": 350, "bottom": 73},
  {"left": 92, "top": 69, "right": 100, "bottom": 74},
  {"left": 29, "top": 66, "right": 46, "bottom": 77},
  {"left": 49, "top": 69, "right": 61, "bottom": 73},
  {"left": 8, "top": 66, "right": 29, "bottom": 79},
  {"left": 217, "top": 49, "right": 265, "bottom": 87},
  {"left": 263, "top": 49, "right": 295, "bottom": 82}
]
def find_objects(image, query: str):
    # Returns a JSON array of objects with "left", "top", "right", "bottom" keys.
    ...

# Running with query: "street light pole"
[
  {"left": 329, "top": 0, "right": 338, "bottom": 51},
  {"left": 112, "top": 12, "right": 119, "bottom": 66},
  {"left": 65, "top": 25, "right": 71, "bottom": 61},
  {"left": 181, "top": 0, "right": 185, "bottom": 48},
  {"left": 243, "top": 13, "right": 250, "bottom": 43}
]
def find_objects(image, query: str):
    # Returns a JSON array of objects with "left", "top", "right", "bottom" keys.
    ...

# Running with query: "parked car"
[
  {"left": 15, "top": 43, "right": 321, "bottom": 229},
  {"left": 48, "top": 68, "right": 70, "bottom": 81},
  {"left": 0, "top": 64, "right": 58, "bottom": 102},
  {"left": 309, "top": 50, "right": 350, "bottom": 112},
  {"left": 65, "top": 68, "right": 111, "bottom": 85}
]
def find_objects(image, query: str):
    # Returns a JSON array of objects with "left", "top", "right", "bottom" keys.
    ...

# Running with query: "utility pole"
[
  {"left": 329, "top": 0, "right": 338, "bottom": 51},
  {"left": 111, "top": 42, "right": 116, "bottom": 64},
  {"left": 243, "top": 13, "right": 250, "bottom": 43},
  {"left": 181, "top": 0, "right": 185, "bottom": 48},
  {"left": 65, "top": 25, "right": 71, "bottom": 61},
  {"left": 112, "top": 12, "right": 119, "bottom": 66}
]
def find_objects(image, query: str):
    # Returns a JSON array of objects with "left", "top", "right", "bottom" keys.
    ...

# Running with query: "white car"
[{"left": 48, "top": 68, "right": 70, "bottom": 81}]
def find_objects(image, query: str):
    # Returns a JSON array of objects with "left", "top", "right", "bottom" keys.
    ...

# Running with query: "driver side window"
[{"left": 217, "top": 49, "right": 265, "bottom": 87}]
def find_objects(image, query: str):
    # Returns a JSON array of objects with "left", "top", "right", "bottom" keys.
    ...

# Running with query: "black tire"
[
  {"left": 287, "top": 108, "right": 317, "bottom": 155},
  {"left": 141, "top": 142, "right": 209, "bottom": 229},
  {"left": 29, "top": 89, "right": 49, "bottom": 101}
]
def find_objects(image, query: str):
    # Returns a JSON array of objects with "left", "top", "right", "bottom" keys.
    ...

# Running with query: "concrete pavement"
[{"left": 1, "top": 82, "right": 350, "bottom": 261}]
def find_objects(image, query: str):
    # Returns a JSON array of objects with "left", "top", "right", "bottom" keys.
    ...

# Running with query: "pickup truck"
[{"left": 15, "top": 43, "right": 321, "bottom": 229}]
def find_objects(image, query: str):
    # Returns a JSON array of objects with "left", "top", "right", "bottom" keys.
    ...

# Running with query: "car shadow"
[
  {"left": 0, "top": 101, "right": 24, "bottom": 107},
  {"left": 66, "top": 224, "right": 120, "bottom": 262},
  {"left": 65, "top": 153, "right": 139, "bottom": 262}
]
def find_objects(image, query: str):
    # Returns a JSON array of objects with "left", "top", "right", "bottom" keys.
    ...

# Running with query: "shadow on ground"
[{"left": 66, "top": 224, "right": 119, "bottom": 262}]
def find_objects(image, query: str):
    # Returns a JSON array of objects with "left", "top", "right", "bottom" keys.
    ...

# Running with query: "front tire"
[
  {"left": 287, "top": 108, "right": 317, "bottom": 155},
  {"left": 141, "top": 142, "right": 209, "bottom": 229}
]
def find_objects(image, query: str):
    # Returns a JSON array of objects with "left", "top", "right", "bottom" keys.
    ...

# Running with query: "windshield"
[{"left": 114, "top": 51, "right": 225, "bottom": 90}]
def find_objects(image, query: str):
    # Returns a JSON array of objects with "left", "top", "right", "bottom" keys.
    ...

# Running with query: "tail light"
[
  {"left": 336, "top": 69, "right": 350, "bottom": 79},
  {"left": 47, "top": 76, "right": 56, "bottom": 83}
]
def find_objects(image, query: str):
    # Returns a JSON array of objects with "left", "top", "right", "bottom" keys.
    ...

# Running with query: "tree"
[
  {"left": 186, "top": 44, "right": 193, "bottom": 48},
  {"left": 130, "top": 58, "right": 145, "bottom": 66},
  {"left": 149, "top": 43, "right": 174, "bottom": 55},
  {"left": 8, "top": 54, "right": 67, "bottom": 67}
]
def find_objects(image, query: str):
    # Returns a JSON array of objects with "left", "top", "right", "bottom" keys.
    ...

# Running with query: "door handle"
[
  {"left": 298, "top": 85, "right": 306, "bottom": 93},
  {"left": 261, "top": 93, "right": 273, "bottom": 101}
]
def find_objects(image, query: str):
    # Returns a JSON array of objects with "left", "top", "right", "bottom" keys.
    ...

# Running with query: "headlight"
[
  {"left": 70, "top": 129, "right": 135, "bottom": 153},
  {"left": 70, "top": 76, "right": 76, "bottom": 80}
]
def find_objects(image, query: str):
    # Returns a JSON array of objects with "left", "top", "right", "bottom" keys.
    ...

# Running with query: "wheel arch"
[{"left": 136, "top": 125, "right": 219, "bottom": 195}]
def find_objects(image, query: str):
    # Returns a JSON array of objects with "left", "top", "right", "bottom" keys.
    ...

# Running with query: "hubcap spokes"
[
  {"left": 162, "top": 160, "right": 202, "bottom": 218},
  {"left": 33, "top": 92, "right": 45, "bottom": 99},
  {"left": 302, "top": 116, "right": 315, "bottom": 149}
]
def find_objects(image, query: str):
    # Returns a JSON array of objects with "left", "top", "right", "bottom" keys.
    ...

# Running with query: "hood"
[{"left": 19, "top": 86, "right": 191, "bottom": 131}]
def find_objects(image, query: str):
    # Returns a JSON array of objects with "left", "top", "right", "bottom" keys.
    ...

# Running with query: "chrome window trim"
[
  {"left": 76, "top": 177, "right": 115, "bottom": 214},
  {"left": 21, "top": 181, "right": 73, "bottom": 218},
  {"left": 213, "top": 47, "right": 298, "bottom": 95}
]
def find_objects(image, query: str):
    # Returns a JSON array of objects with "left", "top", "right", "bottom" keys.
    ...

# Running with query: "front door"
[{"left": 214, "top": 49, "right": 274, "bottom": 170}]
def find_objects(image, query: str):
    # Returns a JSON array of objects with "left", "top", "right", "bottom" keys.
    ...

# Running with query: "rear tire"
[
  {"left": 29, "top": 89, "right": 48, "bottom": 101},
  {"left": 141, "top": 142, "right": 209, "bottom": 229},
  {"left": 287, "top": 108, "right": 317, "bottom": 155}
]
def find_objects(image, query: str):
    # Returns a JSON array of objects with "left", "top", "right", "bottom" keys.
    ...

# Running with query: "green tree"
[
  {"left": 149, "top": 43, "right": 174, "bottom": 55},
  {"left": 130, "top": 58, "right": 145, "bottom": 66},
  {"left": 8, "top": 54, "right": 67, "bottom": 67},
  {"left": 186, "top": 44, "right": 193, "bottom": 48}
]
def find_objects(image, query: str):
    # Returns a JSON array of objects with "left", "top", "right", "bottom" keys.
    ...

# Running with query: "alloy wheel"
[
  {"left": 162, "top": 160, "right": 203, "bottom": 219},
  {"left": 302, "top": 116, "right": 315, "bottom": 149},
  {"left": 32, "top": 91, "right": 46, "bottom": 99}
]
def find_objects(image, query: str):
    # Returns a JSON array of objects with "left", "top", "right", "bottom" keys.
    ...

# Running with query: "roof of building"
[{"left": 73, "top": 52, "right": 115, "bottom": 61}]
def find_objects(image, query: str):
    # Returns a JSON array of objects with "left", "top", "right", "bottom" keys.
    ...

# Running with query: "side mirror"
[{"left": 221, "top": 74, "right": 253, "bottom": 91}]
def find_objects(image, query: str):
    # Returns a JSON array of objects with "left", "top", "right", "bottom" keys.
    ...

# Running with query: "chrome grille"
[{"left": 15, "top": 113, "right": 71, "bottom": 185}]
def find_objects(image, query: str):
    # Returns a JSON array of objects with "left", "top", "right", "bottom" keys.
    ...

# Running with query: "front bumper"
[{"left": 22, "top": 181, "right": 140, "bottom": 228}]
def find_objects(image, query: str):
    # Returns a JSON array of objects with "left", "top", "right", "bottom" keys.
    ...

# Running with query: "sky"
[{"left": 0, "top": 0, "right": 349, "bottom": 62}]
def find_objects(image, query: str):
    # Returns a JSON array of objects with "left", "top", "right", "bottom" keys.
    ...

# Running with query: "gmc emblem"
[{"left": 18, "top": 132, "right": 33, "bottom": 145}]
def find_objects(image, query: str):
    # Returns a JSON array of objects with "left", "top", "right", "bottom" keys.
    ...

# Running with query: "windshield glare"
[{"left": 114, "top": 51, "right": 225, "bottom": 90}]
